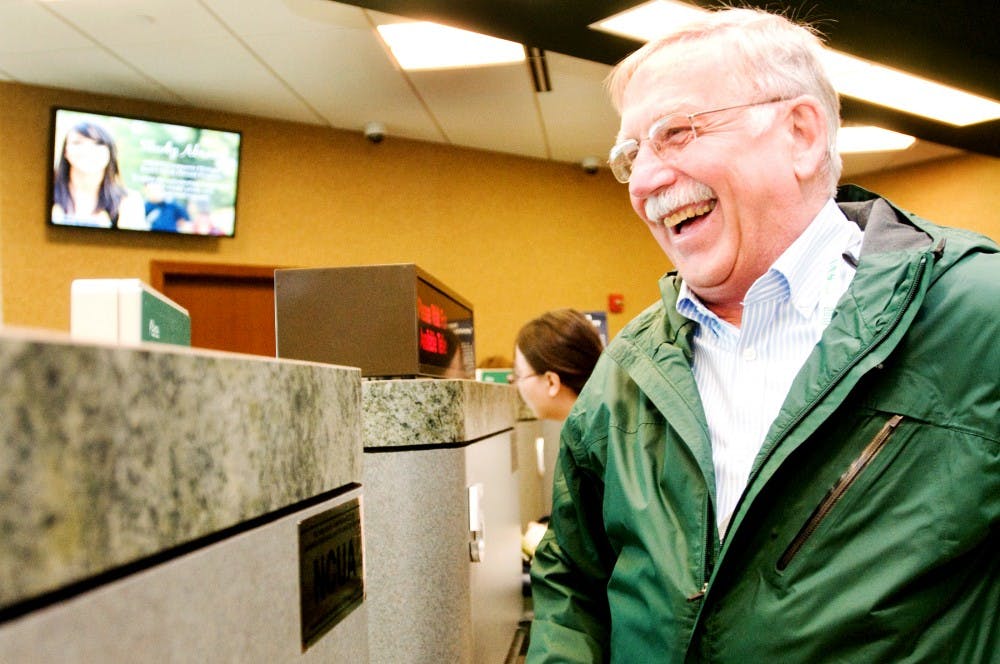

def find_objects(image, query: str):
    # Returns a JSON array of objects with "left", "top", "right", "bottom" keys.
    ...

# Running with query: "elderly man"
[{"left": 527, "top": 7, "right": 998, "bottom": 663}]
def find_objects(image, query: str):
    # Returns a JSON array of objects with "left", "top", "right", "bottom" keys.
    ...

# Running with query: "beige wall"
[
  {"left": 0, "top": 81, "right": 668, "bottom": 362},
  {"left": 851, "top": 154, "right": 1000, "bottom": 240},
  {"left": 2, "top": 80, "right": 998, "bottom": 361}
]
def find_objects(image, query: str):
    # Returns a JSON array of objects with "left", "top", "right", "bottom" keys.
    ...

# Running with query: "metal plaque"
[{"left": 298, "top": 498, "right": 364, "bottom": 651}]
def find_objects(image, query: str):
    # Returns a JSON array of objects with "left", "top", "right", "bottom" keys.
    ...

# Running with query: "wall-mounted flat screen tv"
[{"left": 48, "top": 108, "right": 242, "bottom": 237}]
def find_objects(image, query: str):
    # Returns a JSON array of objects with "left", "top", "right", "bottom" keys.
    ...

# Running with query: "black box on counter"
[{"left": 274, "top": 263, "right": 475, "bottom": 378}]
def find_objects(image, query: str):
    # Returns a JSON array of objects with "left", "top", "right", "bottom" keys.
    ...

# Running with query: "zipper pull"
[
  {"left": 686, "top": 582, "right": 708, "bottom": 602},
  {"left": 932, "top": 238, "right": 947, "bottom": 260}
]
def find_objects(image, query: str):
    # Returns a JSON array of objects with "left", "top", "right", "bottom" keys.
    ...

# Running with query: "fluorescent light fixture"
[
  {"left": 377, "top": 21, "right": 525, "bottom": 70},
  {"left": 819, "top": 50, "right": 1000, "bottom": 126},
  {"left": 592, "top": 1, "right": 1000, "bottom": 126},
  {"left": 591, "top": 0, "right": 704, "bottom": 42},
  {"left": 837, "top": 126, "right": 916, "bottom": 153}
]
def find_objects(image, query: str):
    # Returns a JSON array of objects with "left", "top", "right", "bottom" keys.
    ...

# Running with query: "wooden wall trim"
[{"left": 150, "top": 260, "right": 284, "bottom": 291}]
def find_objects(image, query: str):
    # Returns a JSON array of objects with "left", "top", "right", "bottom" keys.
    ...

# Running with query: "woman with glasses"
[
  {"left": 512, "top": 308, "right": 604, "bottom": 565},
  {"left": 510, "top": 308, "right": 603, "bottom": 422}
]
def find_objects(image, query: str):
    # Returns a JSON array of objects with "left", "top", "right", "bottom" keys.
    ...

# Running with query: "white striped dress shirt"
[{"left": 676, "top": 199, "right": 864, "bottom": 536}]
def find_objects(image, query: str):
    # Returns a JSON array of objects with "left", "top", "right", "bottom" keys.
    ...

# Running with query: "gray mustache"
[{"left": 644, "top": 181, "right": 716, "bottom": 224}]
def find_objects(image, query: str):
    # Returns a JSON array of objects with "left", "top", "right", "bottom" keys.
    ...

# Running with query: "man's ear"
[
  {"left": 544, "top": 371, "right": 562, "bottom": 398},
  {"left": 787, "top": 96, "right": 828, "bottom": 182}
]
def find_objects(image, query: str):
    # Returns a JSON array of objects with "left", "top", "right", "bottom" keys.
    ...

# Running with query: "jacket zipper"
[
  {"left": 687, "top": 499, "right": 716, "bottom": 601},
  {"left": 730, "top": 253, "right": 929, "bottom": 534},
  {"left": 682, "top": 248, "right": 935, "bottom": 655},
  {"left": 776, "top": 414, "right": 904, "bottom": 570},
  {"left": 687, "top": 583, "right": 708, "bottom": 602}
]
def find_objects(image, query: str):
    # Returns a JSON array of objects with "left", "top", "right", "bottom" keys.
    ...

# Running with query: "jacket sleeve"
[{"left": 526, "top": 404, "right": 615, "bottom": 663}]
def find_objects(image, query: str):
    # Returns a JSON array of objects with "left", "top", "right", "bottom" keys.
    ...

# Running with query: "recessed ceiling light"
[
  {"left": 591, "top": 1, "right": 1000, "bottom": 127},
  {"left": 590, "top": 0, "right": 704, "bottom": 42},
  {"left": 838, "top": 126, "right": 916, "bottom": 153},
  {"left": 377, "top": 21, "right": 525, "bottom": 70}
]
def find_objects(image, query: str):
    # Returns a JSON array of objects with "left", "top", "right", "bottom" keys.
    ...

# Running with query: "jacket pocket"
[{"left": 776, "top": 414, "right": 905, "bottom": 571}]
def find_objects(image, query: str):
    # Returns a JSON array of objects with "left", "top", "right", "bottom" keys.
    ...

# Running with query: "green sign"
[
  {"left": 478, "top": 368, "right": 512, "bottom": 384},
  {"left": 140, "top": 289, "right": 191, "bottom": 346}
]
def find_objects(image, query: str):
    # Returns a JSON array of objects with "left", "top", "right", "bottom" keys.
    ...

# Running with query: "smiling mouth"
[{"left": 661, "top": 199, "right": 716, "bottom": 232}]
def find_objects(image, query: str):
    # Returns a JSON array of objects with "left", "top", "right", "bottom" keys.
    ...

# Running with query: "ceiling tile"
[
  {"left": 0, "top": 46, "right": 185, "bottom": 104},
  {"left": 112, "top": 36, "right": 322, "bottom": 123},
  {"left": 242, "top": 26, "right": 442, "bottom": 141},
  {"left": 203, "top": 0, "right": 372, "bottom": 35},
  {"left": 41, "top": 0, "right": 229, "bottom": 47},
  {"left": 409, "top": 63, "right": 547, "bottom": 158},
  {"left": 538, "top": 52, "right": 618, "bottom": 163},
  {"left": 0, "top": 0, "right": 97, "bottom": 53}
]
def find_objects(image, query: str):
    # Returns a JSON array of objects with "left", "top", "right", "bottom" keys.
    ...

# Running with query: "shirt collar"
[
  {"left": 676, "top": 198, "right": 862, "bottom": 329},
  {"left": 771, "top": 198, "right": 860, "bottom": 318},
  {"left": 676, "top": 283, "right": 725, "bottom": 336}
]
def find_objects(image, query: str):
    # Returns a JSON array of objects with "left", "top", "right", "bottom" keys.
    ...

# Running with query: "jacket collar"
[{"left": 837, "top": 184, "right": 934, "bottom": 256}]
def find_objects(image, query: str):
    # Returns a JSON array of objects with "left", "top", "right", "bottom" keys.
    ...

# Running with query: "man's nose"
[{"left": 628, "top": 145, "right": 678, "bottom": 199}]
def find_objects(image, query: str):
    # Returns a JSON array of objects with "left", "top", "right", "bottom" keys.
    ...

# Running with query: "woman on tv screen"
[{"left": 51, "top": 121, "right": 146, "bottom": 230}]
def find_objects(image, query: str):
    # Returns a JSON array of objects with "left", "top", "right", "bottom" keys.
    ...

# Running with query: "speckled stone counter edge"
[
  {"left": 0, "top": 328, "right": 362, "bottom": 609},
  {"left": 362, "top": 378, "right": 520, "bottom": 447}
]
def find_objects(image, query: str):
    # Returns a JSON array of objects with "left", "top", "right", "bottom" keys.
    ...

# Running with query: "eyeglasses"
[
  {"left": 507, "top": 371, "right": 538, "bottom": 384},
  {"left": 608, "top": 98, "right": 788, "bottom": 183}
]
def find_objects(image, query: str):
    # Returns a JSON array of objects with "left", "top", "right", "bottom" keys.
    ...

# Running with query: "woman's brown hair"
[{"left": 515, "top": 308, "right": 604, "bottom": 395}]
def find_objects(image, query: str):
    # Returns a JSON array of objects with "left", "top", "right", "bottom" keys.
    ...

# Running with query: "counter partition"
[
  {"left": 0, "top": 328, "right": 366, "bottom": 661},
  {"left": 362, "top": 378, "right": 524, "bottom": 664}
]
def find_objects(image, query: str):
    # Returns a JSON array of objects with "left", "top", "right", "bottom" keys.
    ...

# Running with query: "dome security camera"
[
  {"left": 364, "top": 122, "right": 386, "bottom": 144},
  {"left": 581, "top": 156, "right": 601, "bottom": 175}
]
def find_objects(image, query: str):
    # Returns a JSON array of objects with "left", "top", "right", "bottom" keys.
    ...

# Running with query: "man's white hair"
[{"left": 607, "top": 7, "right": 842, "bottom": 193}]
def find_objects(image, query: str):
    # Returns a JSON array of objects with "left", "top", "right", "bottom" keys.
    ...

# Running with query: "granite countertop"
[
  {"left": 0, "top": 328, "right": 362, "bottom": 609},
  {"left": 362, "top": 378, "right": 520, "bottom": 448}
]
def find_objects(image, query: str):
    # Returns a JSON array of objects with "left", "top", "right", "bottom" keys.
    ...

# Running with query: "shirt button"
[{"left": 742, "top": 347, "right": 757, "bottom": 361}]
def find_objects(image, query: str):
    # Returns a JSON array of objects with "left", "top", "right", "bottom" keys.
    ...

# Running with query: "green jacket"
[{"left": 528, "top": 186, "right": 999, "bottom": 663}]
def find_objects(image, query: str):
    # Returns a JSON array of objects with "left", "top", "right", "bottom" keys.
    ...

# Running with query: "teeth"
[
  {"left": 662, "top": 200, "right": 715, "bottom": 228},
  {"left": 643, "top": 181, "right": 718, "bottom": 227}
]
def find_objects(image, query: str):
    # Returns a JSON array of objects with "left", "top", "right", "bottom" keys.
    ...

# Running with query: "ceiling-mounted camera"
[
  {"left": 364, "top": 121, "right": 386, "bottom": 144},
  {"left": 581, "top": 156, "right": 601, "bottom": 175}
]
